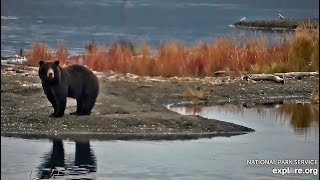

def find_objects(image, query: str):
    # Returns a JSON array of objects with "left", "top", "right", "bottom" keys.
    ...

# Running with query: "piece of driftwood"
[
  {"left": 244, "top": 72, "right": 318, "bottom": 84},
  {"left": 213, "top": 70, "right": 227, "bottom": 76},
  {"left": 137, "top": 84, "right": 153, "bottom": 88},
  {"left": 273, "top": 72, "right": 318, "bottom": 79},
  {"left": 213, "top": 70, "right": 236, "bottom": 77},
  {"left": 244, "top": 74, "right": 284, "bottom": 84}
]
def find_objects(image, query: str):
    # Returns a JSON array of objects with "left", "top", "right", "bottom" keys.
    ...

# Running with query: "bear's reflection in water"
[{"left": 38, "top": 139, "right": 97, "bottom": 179}]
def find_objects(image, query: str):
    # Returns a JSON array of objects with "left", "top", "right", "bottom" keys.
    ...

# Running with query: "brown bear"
[{"left": 38, "top": 60, "right": 99, "bottom": 117}]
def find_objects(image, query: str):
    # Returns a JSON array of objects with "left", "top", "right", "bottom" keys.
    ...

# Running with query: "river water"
[
  {"left": 1, "top": 0, "right": 319, "bottom": 56},
  {"left": 1, "top": 103, "right": 319, "bottom": 179}
]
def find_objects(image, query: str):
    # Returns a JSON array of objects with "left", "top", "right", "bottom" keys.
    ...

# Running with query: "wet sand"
[{"left": 1, "top": 64, "right": 317, "bottom": 140}]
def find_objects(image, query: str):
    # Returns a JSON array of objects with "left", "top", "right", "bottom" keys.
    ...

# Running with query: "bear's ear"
[
  {"left": 39, "top": 61, "right": 44, "bottom": 66},
  {"left": 54, "top": 61, "right": 59, "bottom": 66}
]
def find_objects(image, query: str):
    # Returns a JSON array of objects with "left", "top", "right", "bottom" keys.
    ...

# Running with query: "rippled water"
[
  {"left": 1, "top": 0, "right": 319, "bottom": 56},
  {"left": 1, "top": 103, "right": 319, "bottom": 179}
]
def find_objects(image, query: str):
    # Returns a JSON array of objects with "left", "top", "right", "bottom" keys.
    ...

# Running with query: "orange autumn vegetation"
[
  {"left": 27, "top": 27, "right": 319, "bottom": 77},
  {"left": 27, "top": 42, "right": 69, "bottom": 66}
]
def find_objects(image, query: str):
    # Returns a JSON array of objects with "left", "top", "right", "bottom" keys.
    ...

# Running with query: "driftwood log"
[
  {"left": 244, "top": 72, "right": 318, "bottom": 84},
  {"left": 244, "top": 74, "right": 285, "bottom": 84},
  {"left": 274, "top": 72, "right": 318, "bottom": 79}
]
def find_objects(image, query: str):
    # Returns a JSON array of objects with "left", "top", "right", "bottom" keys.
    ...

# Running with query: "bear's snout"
[{"left": 47, "top": 68, "right": 54, "bottom": 79}]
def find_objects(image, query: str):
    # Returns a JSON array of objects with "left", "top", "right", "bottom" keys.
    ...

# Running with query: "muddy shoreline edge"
[
  {"left": 1, "top": 131, "right": 249, "bottom": 141},
  {"left": 1, "top": 63, "right": 317, "bottom": 141}
]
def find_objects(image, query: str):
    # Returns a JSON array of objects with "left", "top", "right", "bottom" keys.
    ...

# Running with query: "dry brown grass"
[{"left": 27, "top": 26, "right": 319, "bottom": 76}]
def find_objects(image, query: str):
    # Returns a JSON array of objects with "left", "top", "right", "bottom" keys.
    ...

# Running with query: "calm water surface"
[
  {"left": 1, "top": 103, "right": 319, "bottom": 179},
  {"left": 1, "top": 0, "right": 319, "bottom": 56}
]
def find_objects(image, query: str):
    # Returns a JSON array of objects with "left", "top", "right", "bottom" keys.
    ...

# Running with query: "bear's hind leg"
[
  {"left": 78, "top": 97, "right": 97, "bottom": 116},
  {"left": 70, "top": 99, "right": 83, "bottom": 115}
]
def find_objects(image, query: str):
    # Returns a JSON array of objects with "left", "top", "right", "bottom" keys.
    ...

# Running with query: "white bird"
[
  {"left": 278, "top": 14, "right": 285, "bottom": 19},
  {"left": 239, "top": 17, "right": 246, "bottom": 22}
]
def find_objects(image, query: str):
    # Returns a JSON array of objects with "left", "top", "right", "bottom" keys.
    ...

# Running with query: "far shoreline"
[{"left": 234, "top": 18, "right": 319, "bottom": 31}]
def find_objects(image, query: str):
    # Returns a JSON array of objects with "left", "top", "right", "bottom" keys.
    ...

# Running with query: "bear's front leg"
[
  {"left": 46, "top": 93, "right": 57, "bottom": 117},
  {"left": 54, "top": 96, "right": 67, "bottom": 118},
  {"left": 42, "top": 84, "right": 58, "bottom": 116},
  {"left": 51, "top": 86, "right": 68, "bottom": 118}
]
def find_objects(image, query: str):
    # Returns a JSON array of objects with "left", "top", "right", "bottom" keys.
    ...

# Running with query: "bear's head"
[{"left": 38, "top": 60, "right": 62, "bottom": 84}]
